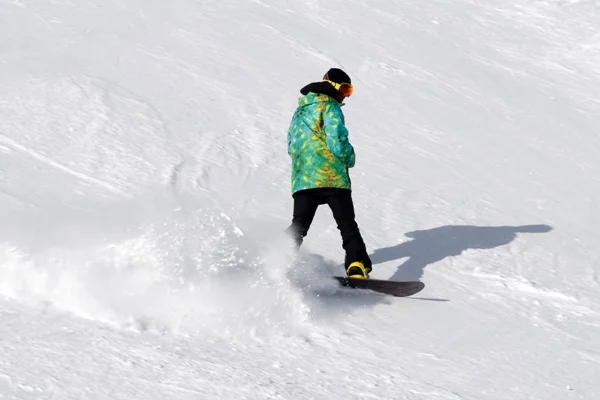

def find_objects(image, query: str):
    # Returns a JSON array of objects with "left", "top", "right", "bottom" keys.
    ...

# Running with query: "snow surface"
[{"left": 1, "top": 0, "right": 599, "bottom": 399}]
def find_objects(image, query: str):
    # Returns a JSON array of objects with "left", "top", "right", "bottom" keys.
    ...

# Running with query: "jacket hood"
[{"left": 297, "top": 93, "right": 337, "bottom": 108}]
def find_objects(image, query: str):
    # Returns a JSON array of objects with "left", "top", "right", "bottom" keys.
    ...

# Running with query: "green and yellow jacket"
[{"left": 287, "top": 90, "right": 356, "bottom": 194}]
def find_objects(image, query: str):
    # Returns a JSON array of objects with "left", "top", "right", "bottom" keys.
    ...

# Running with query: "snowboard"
[{"left": 334, "top": 276, "right": 425, "bottom": 297}]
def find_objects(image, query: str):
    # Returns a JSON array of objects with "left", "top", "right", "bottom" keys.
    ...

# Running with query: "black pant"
[{"left": 286, "top": 188, "right": 372, "bottom": 270}]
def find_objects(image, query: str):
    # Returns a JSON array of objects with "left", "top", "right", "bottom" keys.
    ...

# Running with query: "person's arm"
[
  {"left": 323, "top": 103, "right": 356, "bottom": 168},
  {"left": 287, "top": 127, "right": 292, "bottom": 157},
  {"left": 287, "top": 111, "right": 295, "bottom": 157}
]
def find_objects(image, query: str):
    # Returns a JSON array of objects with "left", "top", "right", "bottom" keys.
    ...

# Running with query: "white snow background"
[{"left": 1, "top": 0, "right": 599, "bottom": 399}]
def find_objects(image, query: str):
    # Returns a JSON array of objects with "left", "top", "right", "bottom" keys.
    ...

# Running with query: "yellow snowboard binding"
[{"left": 346, "top": 261, "right": 370, "bottom": 279}]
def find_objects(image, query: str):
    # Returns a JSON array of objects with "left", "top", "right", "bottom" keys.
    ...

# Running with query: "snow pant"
[{"left": 286, "top": 188, "right": 372, "bottom": 270}]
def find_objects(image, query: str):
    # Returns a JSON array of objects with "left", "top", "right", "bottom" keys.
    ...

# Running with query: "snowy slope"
[{"left": 1, "top": 0, "right": 600, "bottom": 399}]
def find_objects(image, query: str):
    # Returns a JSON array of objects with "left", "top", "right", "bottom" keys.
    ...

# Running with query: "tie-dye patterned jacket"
[{"left": 287, "top": 93, "right": 356, "bottom": 194}]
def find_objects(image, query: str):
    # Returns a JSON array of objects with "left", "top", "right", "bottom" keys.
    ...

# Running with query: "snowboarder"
[{"left": 286, "top": 68, "right": 372, "bottom": 279}]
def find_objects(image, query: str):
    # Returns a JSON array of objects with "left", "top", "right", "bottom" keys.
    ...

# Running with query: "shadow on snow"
[{"left": 371, "top": 224, "right": 553, "bottom": 282}]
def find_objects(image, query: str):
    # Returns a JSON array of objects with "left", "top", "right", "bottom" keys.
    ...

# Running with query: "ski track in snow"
[
  {"left": 0, "top": 133, "right": 129, "bottom": 197},
  {"left": 1, "top": 0, "right": 600, "bottom": 399}
]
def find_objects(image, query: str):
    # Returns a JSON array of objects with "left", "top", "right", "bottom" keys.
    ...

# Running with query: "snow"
[{"left": 1, "top": 0, "right": 599, "bottom": 398}]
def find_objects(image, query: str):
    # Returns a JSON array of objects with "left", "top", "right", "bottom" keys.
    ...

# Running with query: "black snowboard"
[{"left": 334, "top": 277, "right": 425, "bottom": 297}]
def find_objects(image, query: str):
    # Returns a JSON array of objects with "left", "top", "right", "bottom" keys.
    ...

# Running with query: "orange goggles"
[{"left": 323, "top": 79, "right": 354, "bottom": 97}]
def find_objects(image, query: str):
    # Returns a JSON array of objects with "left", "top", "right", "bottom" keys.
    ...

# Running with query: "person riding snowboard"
[{"left": 286, "top": 68, "right": 372, "bottom": 279}]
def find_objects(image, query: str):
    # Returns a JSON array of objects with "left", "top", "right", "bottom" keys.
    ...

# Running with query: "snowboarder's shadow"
[{"left": 371, "top": 224, "right": 553, "bottom": 282}]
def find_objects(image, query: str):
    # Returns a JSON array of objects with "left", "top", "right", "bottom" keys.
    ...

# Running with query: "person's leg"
[
  {"left": 285, "top": 190, "right": 321, "bottom": 248},
  {"left": 324, "top": 189, "right": 372, "bottom": 272}
]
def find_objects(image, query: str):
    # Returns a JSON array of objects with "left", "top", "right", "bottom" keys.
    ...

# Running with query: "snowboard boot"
[{"left": 346, "top": 261, "right": 370, "bottom": 279}]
